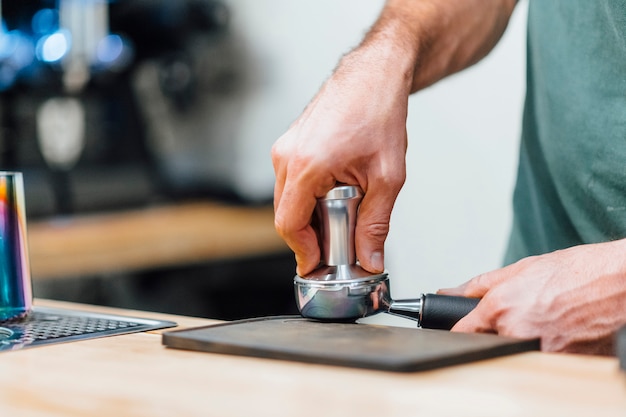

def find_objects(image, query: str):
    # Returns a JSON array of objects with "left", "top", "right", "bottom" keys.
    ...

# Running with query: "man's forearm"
[{"left": 360, "top": 0, "right": 518, "bottom": 92}]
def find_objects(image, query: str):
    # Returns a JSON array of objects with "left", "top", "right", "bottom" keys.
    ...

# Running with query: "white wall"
[
  {"left": 388, "top": 2, "right": 528, "bottom": 297},
  {"left": 224, "top": 0, "right": 528, "bottom": 300},
  {"left": 222, "top": 0, "right": 386, "bottom": 200}
]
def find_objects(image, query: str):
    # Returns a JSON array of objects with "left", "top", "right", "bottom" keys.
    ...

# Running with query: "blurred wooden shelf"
[{"left": 27, "top": 201, "right": 289, "bottom": 280}]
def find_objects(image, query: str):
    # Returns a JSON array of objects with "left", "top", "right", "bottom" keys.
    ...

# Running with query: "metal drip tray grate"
[{"left": 0, "top": 306, "right": 177, "bottom": 351}]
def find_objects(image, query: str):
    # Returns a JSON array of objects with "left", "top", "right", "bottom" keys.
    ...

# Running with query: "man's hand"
[
  {"left": 272, "top": 44, "right": 412, "bottom": 276},
  {"left": 439, "top": 240, "right": 626, "bottom": 355},
  {"left": 271, "top": 0, "right": 517, "bottom": 277}
]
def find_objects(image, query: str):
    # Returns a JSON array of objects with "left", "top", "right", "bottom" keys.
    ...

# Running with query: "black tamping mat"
[{"left": 162, "top": 316, "right": 539, "bottom": 372}]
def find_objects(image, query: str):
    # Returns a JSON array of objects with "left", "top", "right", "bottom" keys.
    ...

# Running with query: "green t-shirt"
[{"left": 504, "top": 0, "right": 626, "bottom": 264}]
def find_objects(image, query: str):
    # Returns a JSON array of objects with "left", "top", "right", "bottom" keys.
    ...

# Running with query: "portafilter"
[{"left": 294, "top": 185, "right": 479, "bottom": 330}]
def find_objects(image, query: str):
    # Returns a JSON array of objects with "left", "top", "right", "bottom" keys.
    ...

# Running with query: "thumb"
[{"left": 354, "top": 189, "right": 396, "bottom": 273}]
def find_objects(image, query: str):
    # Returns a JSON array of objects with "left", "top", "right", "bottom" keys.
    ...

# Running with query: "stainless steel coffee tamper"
[{"left": 294, "top": 185, "right": 479, "bottom": 330}]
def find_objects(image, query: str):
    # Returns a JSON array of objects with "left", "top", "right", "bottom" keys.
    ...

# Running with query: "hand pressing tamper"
[{"left": 294, "top": 185, "right": 479, "bottom": 330}]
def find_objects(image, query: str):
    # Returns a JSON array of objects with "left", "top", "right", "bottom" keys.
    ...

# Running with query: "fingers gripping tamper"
[
  {"left": 302, "top": 185, "right": 384, "bottom": 282},
  {"left": 294, "top": 184, "right": 388, "bottom": 320}
]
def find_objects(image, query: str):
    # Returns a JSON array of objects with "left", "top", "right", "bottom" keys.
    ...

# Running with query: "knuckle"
[
  {"left": 270, "top": 133, "right": 295, "bottom": 165},
  {"left": 385, "top": 169, "right": 406, "bottom": 190},
  {"left": 273, "top": 212, "right": 290, "bottom": 238},
  {"left": 370, "top": 170, "right": 405, "bottom": 195},
  {"left": 510, "top": 253, "right": 542, "bottom": 272},
  {"left": 270, "top": 142, "right": 286, "bottom": 166},
  {"left": 361, "top": 221, "right": 390, "bottom": 243},
  {"left": 470, "top": 272, "right": 490, "bottom": 290},
  {"left": 379, "top": 155, "right": 407, "bottom": 186},
  {"left": 270, "top": 144, "right": 279, "bottom": 161}
]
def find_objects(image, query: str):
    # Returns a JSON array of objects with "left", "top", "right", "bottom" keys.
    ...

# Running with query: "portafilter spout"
[{"left": 294, "top": 185, "right": 479, "bottom": 330}]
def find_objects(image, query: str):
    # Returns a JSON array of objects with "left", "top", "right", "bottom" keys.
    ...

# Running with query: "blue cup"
[{"left": 0, "top": 172, "right": 32, "bottom": 321}]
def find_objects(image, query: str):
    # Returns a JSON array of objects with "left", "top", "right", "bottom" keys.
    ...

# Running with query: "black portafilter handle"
[{"left": 419, "top": 293, "right": 480, "bottom": 330}]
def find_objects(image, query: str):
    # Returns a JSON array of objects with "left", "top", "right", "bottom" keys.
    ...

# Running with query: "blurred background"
[{"left": 0, "top": 0, "right": 527, "bottom": 321}]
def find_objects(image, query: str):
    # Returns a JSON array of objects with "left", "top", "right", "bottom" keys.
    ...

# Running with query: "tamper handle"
[
  {"left": 317, "top": 185, "right": 363, "bottom": 267},
  {"left": 419, "top": 294, "right": 480, "bottom": 330}
]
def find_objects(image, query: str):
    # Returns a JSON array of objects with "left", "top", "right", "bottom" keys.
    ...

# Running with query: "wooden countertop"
[
  {"left": 1, "top": 299, "right": 624, "bottom": 417},
  {"left": 27, "top": 201, "right": 289, "bottom": 280}
]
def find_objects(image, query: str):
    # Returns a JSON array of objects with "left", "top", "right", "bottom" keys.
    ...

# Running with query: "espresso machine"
[{"left": 0, "top": 0, "right": 234, "bottom": 217}]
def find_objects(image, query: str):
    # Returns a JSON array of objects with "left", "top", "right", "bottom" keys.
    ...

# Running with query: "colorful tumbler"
[{"left": 0, "top": 172, "right": 32, "bottom": 321}]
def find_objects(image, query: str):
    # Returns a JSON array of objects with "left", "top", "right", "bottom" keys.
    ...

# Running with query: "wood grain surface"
[
  {"left": 0, "top": 299, "right": 624, "bottom": 417},
  {"left": 27, "top": 201, "right": 289, "bottom": 279}
]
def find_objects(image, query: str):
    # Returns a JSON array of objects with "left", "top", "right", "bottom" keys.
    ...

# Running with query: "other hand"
[{"left": 439, "top": 240, "right": 626, "bottom": 355}]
